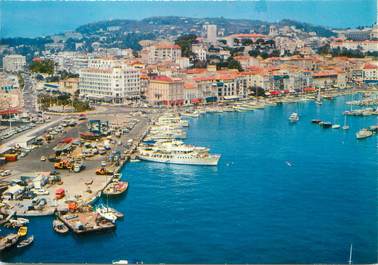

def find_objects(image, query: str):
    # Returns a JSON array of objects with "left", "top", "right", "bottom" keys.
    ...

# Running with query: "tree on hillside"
[
  {"left": 30, "top": 59, "right": 55, "bottom": 75},
  {"left": 175, "top": 34, "right": 197, "bottom": 57},
  {"left": 226, "top": 57, "right": 243, "bottom": 71}
]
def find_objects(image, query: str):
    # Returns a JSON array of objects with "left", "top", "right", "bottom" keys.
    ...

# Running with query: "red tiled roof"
[
  {"left": 155, "top": 43, "right": 181, "bottom": 49},
  {"left": 152, "top": 76, "right": 182, "bottom": 83},
  {"left": 364, "top": 63, "right": 378, "bottom": 70},
  {"left": 313, "top": 71, "right": 338, "bottom": 77}
]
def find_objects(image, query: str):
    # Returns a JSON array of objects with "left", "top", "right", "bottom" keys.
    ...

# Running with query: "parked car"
[{"left": 33, "top": 189, "right": 49, "bottom": 195}]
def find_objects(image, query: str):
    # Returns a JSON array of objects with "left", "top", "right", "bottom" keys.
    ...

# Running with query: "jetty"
[{"left": 57, "top": 210, "right": 115, "bottom": 234}]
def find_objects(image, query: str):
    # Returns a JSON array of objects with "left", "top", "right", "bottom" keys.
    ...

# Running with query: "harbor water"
[{"left": 2, "top": 95, "right": 377, "bottom": 263}]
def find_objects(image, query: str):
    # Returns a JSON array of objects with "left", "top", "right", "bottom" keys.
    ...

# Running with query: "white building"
[
  {"left": 47, "top": 52, "right": 89, "bottom": 74},
  {"left": 79, "top": 66, "right": 141, "bottom": 102},
  {"left": 330, "top": 40, "right": 378, "bottom": 53},
  {"left": 363, "top": 63, "right": 378, "bottom": 84},
  {"left": 2, "top": 55, "right": 26, "bottom": 73},
  {"left": 176, "top": 57, "right": 191, "bottom": 69},
  {"left": 192, "top": 44, "right": 207, "bottom": 61}
]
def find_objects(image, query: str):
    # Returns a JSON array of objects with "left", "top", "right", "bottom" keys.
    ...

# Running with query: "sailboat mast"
[{"left": 348, "top": 244, "right": 353, "bottom": 264}]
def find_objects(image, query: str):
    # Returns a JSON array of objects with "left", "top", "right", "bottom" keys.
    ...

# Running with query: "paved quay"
[{"left": 2, "top": 110, "right": 154, "bottom": 216}]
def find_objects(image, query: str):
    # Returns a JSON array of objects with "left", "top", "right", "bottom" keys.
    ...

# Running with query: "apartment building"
[
  {"left": 363, "top": 63, "right": 378, "bottom": 84},
  {"left": 79, "top": 66, "right": 141, "bottom": 102},
  {"left": 146, "top": 76, "right": 184, "bottom": 106},
  {"left": 330, "top": 40, "right": 378, "bottom": 53},
  {"left": 2, "top": 55, "right": 26, "bottom": 73},
  {"left": 141, "top": 42, "right": 182, "bottom": 64},
  {"left": 192, "top": 44, "right": 207, "bottom": 61}
]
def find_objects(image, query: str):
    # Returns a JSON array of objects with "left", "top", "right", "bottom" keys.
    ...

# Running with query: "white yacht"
[{"left": 138, "top": 140, "right": 220, "bottom": 166}]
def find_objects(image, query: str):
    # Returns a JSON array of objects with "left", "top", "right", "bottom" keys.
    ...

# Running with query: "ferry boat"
[{"left": 138, "top": 140, "right": 220, "bottom": 166}]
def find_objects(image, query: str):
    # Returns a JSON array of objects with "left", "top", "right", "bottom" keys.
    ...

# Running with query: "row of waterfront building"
[
  {"left": 3, "top": 51, "right": 376, "bottom": 106},
  {"left": 74, "top": 53, "right": 377, "bottom": 105}
]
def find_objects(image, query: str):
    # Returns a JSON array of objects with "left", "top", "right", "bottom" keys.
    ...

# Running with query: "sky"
[{"left": 0, "top": 0, "right": 376, "bottom": 38}]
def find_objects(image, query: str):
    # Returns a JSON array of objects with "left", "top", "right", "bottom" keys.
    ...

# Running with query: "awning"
[
  {"left": 270, "top": 91, "right": 280, "bottom": 95},
  {"left": 223, "top": 95, "right": 240, "bottom": 100},
  {"left": 304, "top": 87, "right": 316, "bottom": 92},
  {"left": 0, "top": 108, "right": 21, "bottom": 115}
]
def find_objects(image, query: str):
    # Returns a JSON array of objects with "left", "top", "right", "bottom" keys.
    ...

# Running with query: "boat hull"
[{"left": 138, "top": 154, "right": 220, "bottom": 166}]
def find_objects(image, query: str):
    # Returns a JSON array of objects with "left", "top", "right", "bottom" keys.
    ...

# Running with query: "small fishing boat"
[
  {"left": 356, "top": 128, "right": 373, "bottom": 139},
  {"left": 288, "top": 112, "right": 299, "bottom": 123},
  {"left": 97, "top": 204, "right": 124, "bottom": 219},
  {"left": 0, "top": 233, "right": 19, "bottom": 251},
  {"left": 332, "top": 124, "right": 341, "bottom": 129},
  {"left": 96, "top": 207, "right": 117, "bottom": 223},
  {"left": 53, "top": 219, "right": 69, "bottom": 234},
  {"left": 311, "top": 119, "right": 322, "bottom": 124},
  {"left": 129, "top": 159, "right": 141, "bottom": 163},
  {"left": 9, "top": 217, "right": 29, "bottom": 227},
  {"left": 18, "top": 226, "right": 28, "bottom": 237},
  {"left": 103, "top": 181, "right": 128, "bottom": 196},
  {"left": 321, "top": 122, "right": 332, "bottom": 128},
  {"left": 16, "top": 235, "right": 34, "bottom": 248}
]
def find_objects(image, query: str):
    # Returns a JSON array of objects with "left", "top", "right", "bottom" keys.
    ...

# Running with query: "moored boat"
[
  {"left": 356, "top": 128, "right": 373, "bottom": 139},
  {"left": 0, "top": 233, "right": 19, "bottom": 251},
  {"left": 18, "top": 226, "right": 28, "bottom": 237},
  {"left": 311, "top": 119, "right": 322, "bottom": 124},
  {"left": 16, "top": 235, "right": 34, "bottom": 248},
  {"left": 9, "top": 217, "right": 29, "bottom": 227},
  {"left": 103, "top": 181, "right": 128, "bottom": 196},
  {"left": 321, "top": 122, "right": 332, "bottom": 128},
  {"left": 113, "top": 260, "right": 129, "bottom": 264},
  {"left": 288, "top": 112, "right": 299, "bottom": 123},
  {"left": 53, "top": 219, "right": 69, "bottom": 234}
]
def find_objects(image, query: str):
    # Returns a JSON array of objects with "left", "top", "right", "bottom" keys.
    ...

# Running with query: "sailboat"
[
  {"left": 315, "top": 87, "right": 322, "bottom": 105},
  {"left": 343, "top": 93, "right": 354, "bottom": 130},
  {"left": 348, "top": 244, "right": 353, "bottom": 264},
  {"left": 342, "top": 115, "right": 349, "bottom": 130}
]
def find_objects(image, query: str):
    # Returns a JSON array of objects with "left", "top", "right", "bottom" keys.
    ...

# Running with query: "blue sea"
[
  {"left": 1, "top": 94, "right": 377, "bottom": 263},
  {"left": 0, "top": 0, "right": 376, "bottom": 38}
]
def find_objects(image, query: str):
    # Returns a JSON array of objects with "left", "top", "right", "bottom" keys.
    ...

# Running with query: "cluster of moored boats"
[
  {"left": 344, "top": 107, "right": 378, "bottom": 116},
  {"left": 311, "top": 119, "right": 346, "bottom": 129},
  {"left": 0, "top": 224, "right": 34, "bottom": 251},
  {"left": 138, "top": 113, "right": 221, "bottom": 166}
]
